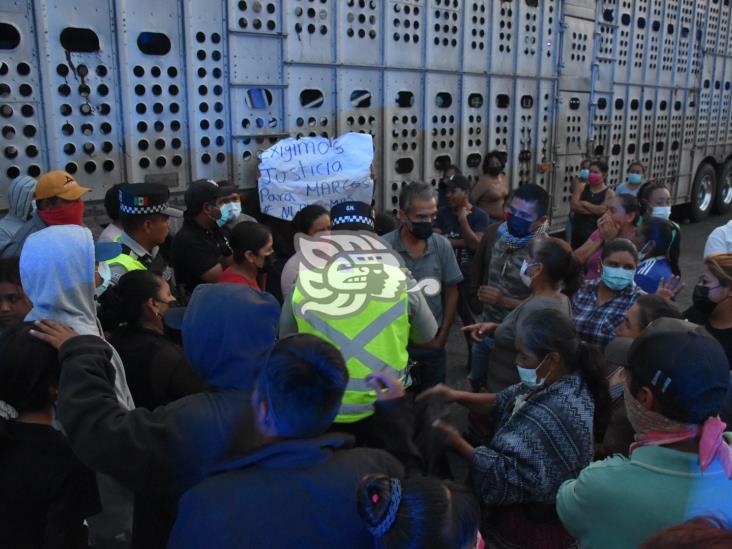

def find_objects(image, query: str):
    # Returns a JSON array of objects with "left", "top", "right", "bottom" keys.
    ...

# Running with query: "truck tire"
[
  {"left": 713, "top": 160, "right": 732, "bottom": 215},
  {"left": 689, "top": 163, "right": 716, "bottom": 222}
]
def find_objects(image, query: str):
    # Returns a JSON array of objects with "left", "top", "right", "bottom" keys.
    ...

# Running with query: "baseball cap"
[
  {"left": 628, "top": 317, "right": 731, "bottom": 424},
  {"left": 184, "top": 179, "right": 230, "bottom": 215},
  {"left": 330, "top": 201, "right": 375, "bottom": 232},
  {"left": 35, "top": 171, "right": 91, "bottom": 201},
  {"left": 118, "top": 183, "right": 183, "bottom": 217}
]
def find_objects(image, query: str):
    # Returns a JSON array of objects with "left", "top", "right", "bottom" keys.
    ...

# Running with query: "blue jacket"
[{"left": 168, "top": 433, "right": 404, "bottom": 549}]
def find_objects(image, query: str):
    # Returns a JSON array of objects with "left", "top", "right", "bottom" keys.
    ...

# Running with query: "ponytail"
[
  {"left": 575, "top": 341, "right": 611, "bottom": 439},
  {"left": 529, "top": 237, "right": 582, "bottom": 297},
  {"left": 98, "top": 270, "right": 163, "bottom": 332}
]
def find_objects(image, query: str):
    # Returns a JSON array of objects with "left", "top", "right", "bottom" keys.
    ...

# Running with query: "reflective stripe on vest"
[
  {"left": 292, "top": 285, "right": 409, "bottom": 424},
  {"left": 106, "top": 252, "right": 146, "bottom": 273},
  {"left": 107, "top": 235, "right": 147, "bottom": 274}
]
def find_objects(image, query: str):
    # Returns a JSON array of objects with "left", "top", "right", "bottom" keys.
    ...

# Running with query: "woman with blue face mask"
[
  {"left": 418, "top": 308, "right": 609, "bottom": 547},
  {"left": 615, "top": 161, "right": 645, "bottom": 197},
  {"left": 639, "top": 182, "right": 681, "bottom": 276},
  {"left": 572, "top": 238, "right": 642, "bottom": 348}
]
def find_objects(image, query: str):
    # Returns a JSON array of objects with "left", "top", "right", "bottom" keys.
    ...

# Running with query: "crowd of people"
[{"left": 0, "top": 151, "right": 731, "bottom": 549}]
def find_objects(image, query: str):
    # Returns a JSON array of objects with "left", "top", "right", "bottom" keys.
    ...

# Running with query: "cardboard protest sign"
[{"left": 257, "top": 132, "right": 374, "bottom": 220}]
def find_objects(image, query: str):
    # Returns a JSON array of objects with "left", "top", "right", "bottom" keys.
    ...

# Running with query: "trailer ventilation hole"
[
  {"left": 137, "top": 32, "right": 171, "bottom": 56},
  {"left": 60, "top": 27, "right": 100, "bottom": 52},
  {"left": 0, "top": 23, "right": 20, "bottom": 50},
  {"left": 300, "top": 89, "right": 324, "bottom": 108},
  {"left": 395, "top": 158, "right": 414, "bottom": 174}
]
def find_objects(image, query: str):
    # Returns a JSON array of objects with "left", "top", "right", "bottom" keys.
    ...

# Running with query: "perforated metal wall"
[{"left": 2, "top": 0, "right": 732, "bottom": 225}]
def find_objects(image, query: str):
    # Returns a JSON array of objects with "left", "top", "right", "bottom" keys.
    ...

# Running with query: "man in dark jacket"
[
  {"left": 167, "top": 333, "right": 404, "bottom": 549},
  {"left": 31, "top": 284, "right": 281, "bottom": 548}
]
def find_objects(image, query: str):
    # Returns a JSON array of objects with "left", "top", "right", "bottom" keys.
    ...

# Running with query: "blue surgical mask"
[
  {"left": 628, "top": 173, "right": 643, "bottom": 185},
  {"left": 217, "top": 203, "right": 234, "bottom": 227},
  {"left": 516, "top": 356, "right": 547, "bottom": 390},
  {"left": 95, "top": 261, "right": 112, "bottom": 298},
  {"left": 651, "top": 206, "right": 671, "bottom": 220},
  {"left": 602, "top": 265, "right": 635, "bottom": 291},
  {"left": 579, "top": 169, "right": 590, "bottom": 181},
  {"left": 229, "top": 201, "right": 242, "bottom": 220}
]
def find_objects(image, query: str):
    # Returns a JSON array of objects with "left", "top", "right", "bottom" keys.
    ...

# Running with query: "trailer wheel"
[
  {"left": 689, "top": 163, "right": 716, "bottom": 222},
  {"left": 713, "top": 160, "right": 732, "bottom": 215}
]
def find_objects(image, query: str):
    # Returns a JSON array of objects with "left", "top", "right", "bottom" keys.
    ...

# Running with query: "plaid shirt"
[{"left": 571, "top": 279, "right": 641, "bottom": 348}]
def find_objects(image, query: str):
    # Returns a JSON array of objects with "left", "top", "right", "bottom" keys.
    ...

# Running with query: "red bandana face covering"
[{"left": 38, "top": 201, "right": 84, "bottom": 226}]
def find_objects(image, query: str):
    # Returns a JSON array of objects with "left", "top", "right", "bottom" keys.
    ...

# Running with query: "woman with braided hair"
[
  {"left": 357, "top": 474, "right": 481, "bottom": 549},
  {"left": 419, "top": 308, "right": 610, "bottom": 548}
]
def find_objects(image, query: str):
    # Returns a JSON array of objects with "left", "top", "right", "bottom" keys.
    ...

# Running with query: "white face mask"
[
  {"left": 95, "top": 261, "right": 112, "bottom": 298},
  {"left": 651, "top": 206, "right": 671, "bottom": 220},
  {"left": 519, "top": 259, "right": 538, "bottom": 288}
]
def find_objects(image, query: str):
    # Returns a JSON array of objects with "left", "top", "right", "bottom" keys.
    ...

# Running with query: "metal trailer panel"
[
  {"left": 628, "top": 0, "right": 650, "bottom": 84},
  {"left": 384, "top": 0, "right": 424, "bottom": 69},
  {"left": 486, "top": 76, "right": 513, "bottom": 183},
  {"left": 335, "top": 68, "right": 382, "bottom": 208},
  {"left": 461, "top": 1, "right": 489, "bottom": 73},
  {"left": 458, "top": 74, "right": 489, "bottom": 184},
  {"left": 675, "top": 0, "right": 695, "bottom": 85},
  {"left": 336, "top": 0, "right": 381, "bottom": 67},
  {"left": 228, "top": 0, "right": 281, "bottom": 34},
  {"left": 182, "top": 0, "right": 229, "bottom": 183},
  {"left": 383, "top": 70, "right": 423, "bottom": 217},
  {"left": 33, "top": 0, "right": 125, "bottom": 198},
  {"left": 283, "top": 0, "right": 334, "bottom": 64},
  {"left": 534, "top": 79, "right": 555, "bottom": 193},
  {"left": 0, "top": 0, "right": 48, "bottom": 210},
  {"left": 423, "top": 73, "right": 460, "bottom": 189},
  {"left": 511, "top": 77, "right": 540, "bottom": 187},
  {"left": 554, "top": 153, "right": 586, "bottom": 221},
  {"left": 114, "top": 0, "right": 189, "bottom": 189},
  {"left": 608, "top": 85, "right": 628, "bottom": 185},
  {"left": 283, "top": 65, "right": 335, "bottom": 138},
  {"left": 228, "top": 33, "right": 282, "bottom": 86},
  {"left": 425, "top": 0, "right": 461, "bottom": 72},
  {"left": 558, "top": 16, "right": 593, "bottom": 90},
  {"left": 658, "top": 0, "right": 678, "bottom": 88},
  {"left": 556, "top": 91, "right": 589, "bottom": 157},
  {"left": 596, "top": 0, "right": 618, "bottom": 87},
  {"left": 489, "top": 0, "right": 518, "bottom": 75}
]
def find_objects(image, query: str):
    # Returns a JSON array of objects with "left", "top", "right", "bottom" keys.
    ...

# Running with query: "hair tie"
[
  {"left": 368, "top": 478, "right": 402, "bottom": 538},
  {"left": 0, "top": 400, "right": 18, "bottom": 420}
]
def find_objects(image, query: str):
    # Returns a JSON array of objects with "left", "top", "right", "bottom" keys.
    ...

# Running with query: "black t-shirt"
[
  {"left": 171, "top": 217, "right": 232, "bottom": 297},
  {"left": 110, "top": 326, "right": 207, "bottom": 409},
  {"left": 572, "top": 186, "right": 610, "bottom": 249},
  {"left": 0, "top": 421, "right": 101, "bottom": 549}
]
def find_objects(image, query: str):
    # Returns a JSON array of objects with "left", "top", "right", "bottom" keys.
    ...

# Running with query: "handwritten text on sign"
[{"left": 257, "top": 133, "right": 374, "bottom": 221}]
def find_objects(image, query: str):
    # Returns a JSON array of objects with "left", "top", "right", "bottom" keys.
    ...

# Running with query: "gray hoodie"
[
  {"left": 20, "top": 225, "right": 134, "bottom": 409},
  {"left": 0, "top": 175, "right": 36, "bottom": 255}
]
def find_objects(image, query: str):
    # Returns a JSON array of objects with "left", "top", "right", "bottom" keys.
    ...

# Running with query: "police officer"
[
  {"left": 280, "top": 201, "right": 437, "bottom": 440},
  {"left": 106, "top": 183, "right": 182, "bottom": 285}
]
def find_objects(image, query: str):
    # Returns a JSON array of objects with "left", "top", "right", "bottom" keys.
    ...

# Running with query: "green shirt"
[{"left": 557, "top": 443, "right": 732, "bottom": 548}]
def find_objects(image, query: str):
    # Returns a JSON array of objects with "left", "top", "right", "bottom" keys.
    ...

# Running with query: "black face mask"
[
  {"left": 409, "top": 221, "right": 433, "bottom": 240},
  {"left": 506, "top": 213, "right": 533, "bottom": 238},
  {"left": 692, "top": 284, "right": 718, "bottom": 316},
  {"left": 259, "top": 254, "right": 274, "bottom": 273}
]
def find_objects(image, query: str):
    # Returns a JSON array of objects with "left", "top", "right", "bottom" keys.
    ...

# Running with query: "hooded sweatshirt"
[
  {"left": 55, "top": 283, "right": 281, "bottom": 548},
  {"left": 182, "top": 283, "right": 280, "bottom": 390},
  {"left": 20, "top": 225, "right": 134, "bottom": 409},
  {"left": 0, "top": 175, "right": 36, "bottom": 256}
]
